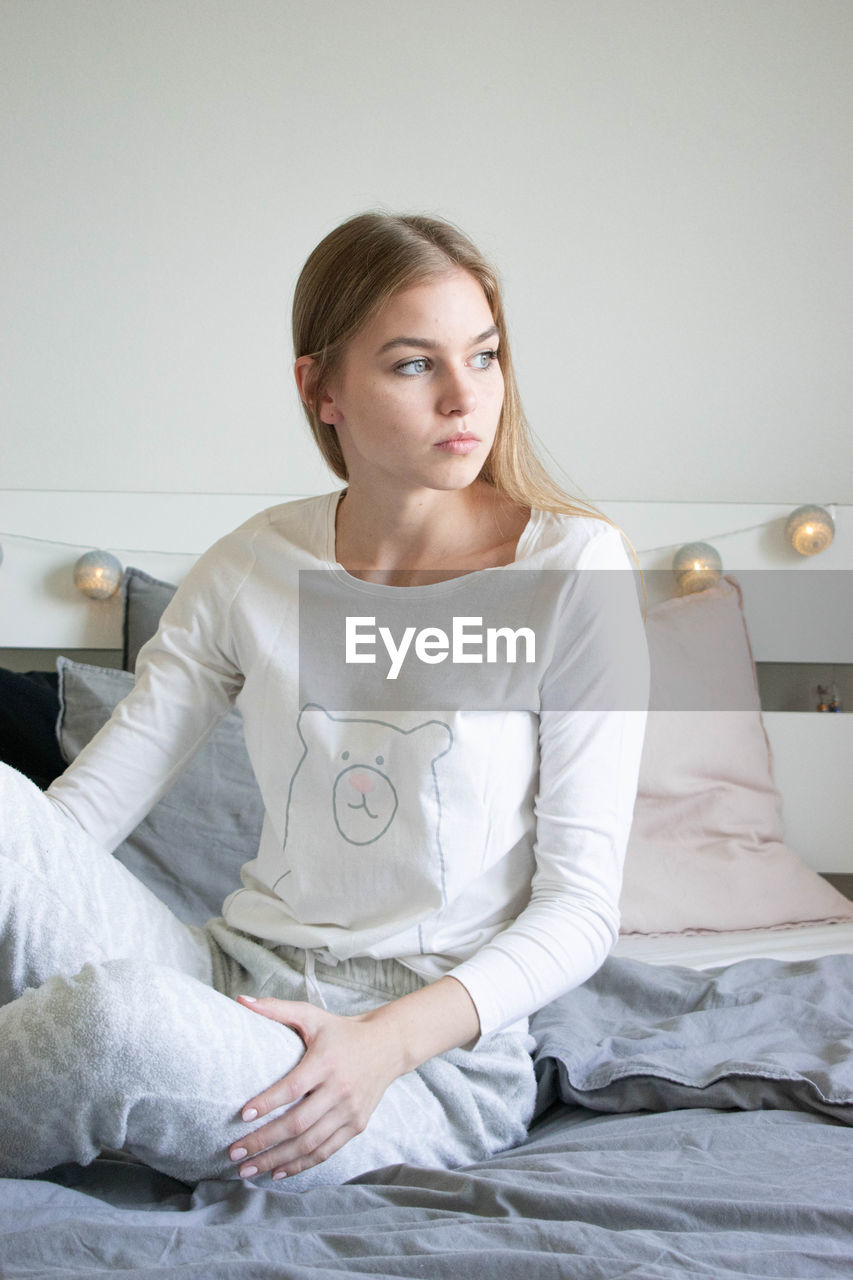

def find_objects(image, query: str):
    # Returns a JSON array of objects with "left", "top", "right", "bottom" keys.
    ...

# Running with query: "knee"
[
  {"left": 0, "top": 762, "right": 44, "bottom": 835},
  {"left": 0, "top": 762, "right": 92, "bottom": 863},
  {"left": 0, "top": 760, "right": 36, "bottom": 794},
  {"left": 0, "top": 760, "right": 57, "bottom": 816}
]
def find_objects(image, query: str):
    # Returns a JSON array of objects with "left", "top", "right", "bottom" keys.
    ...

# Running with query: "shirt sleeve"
[
  {"left": 45, "top": 530, "right": 255, "bottom": 852},
  {"left": 446, "top": 525, "right": 650, "bottom": 1037}
]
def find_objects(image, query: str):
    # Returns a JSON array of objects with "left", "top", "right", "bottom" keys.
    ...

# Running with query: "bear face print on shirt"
[{"left": 274, "top": 704, "right": 454, "bottom": 933}]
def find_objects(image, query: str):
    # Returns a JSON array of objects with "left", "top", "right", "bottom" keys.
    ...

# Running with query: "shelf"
[{"left": 820, "top": 874, "right": 853, "bottom": 902}]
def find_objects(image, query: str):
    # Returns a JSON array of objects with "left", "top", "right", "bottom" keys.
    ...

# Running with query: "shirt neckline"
[{"left": 322, "top": 489, "right": 541, "bottom": 598}]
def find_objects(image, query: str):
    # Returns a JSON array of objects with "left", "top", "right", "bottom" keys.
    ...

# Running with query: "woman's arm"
[
  {"left": 229, "top": 975, "right": 480, "bottom": 1181},
  {"left": 448, "top": 526, "right": 650, "bottom": 1035},
  {"left": 45, "top": 528, "right": 254, "bottom": 851},
  {"left": 448, "top": 707, "right": 648, "bottom": 1034}
]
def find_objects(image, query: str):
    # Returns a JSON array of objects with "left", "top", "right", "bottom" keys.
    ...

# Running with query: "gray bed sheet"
[{"left": 2, "top": 954, "right": 852, "bottom": 1279}]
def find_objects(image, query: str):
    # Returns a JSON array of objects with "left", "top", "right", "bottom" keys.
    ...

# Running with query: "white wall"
[{"left": 2, "top": 0, "right": 852, "bottom": 505}]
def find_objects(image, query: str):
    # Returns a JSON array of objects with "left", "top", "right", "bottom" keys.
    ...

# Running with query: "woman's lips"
[{"left": 434, "top": 436, "right": 480, "bottom": 454}]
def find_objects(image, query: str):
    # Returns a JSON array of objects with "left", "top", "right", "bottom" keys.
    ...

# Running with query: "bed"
[{"left": 2, "top": 549, "right": 853, "bottom": 1279}]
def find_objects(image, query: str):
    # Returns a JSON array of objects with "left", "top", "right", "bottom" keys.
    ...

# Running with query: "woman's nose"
[{"left": 437, "top": 368, "right": 477, "bottom": 418}]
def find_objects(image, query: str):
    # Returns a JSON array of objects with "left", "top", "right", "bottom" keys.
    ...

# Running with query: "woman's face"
[{"left": 312, "top": 269, "right": 504, "bottom": 498}]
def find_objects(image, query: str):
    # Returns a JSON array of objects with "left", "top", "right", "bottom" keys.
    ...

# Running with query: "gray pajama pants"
[{"left": 0, "top": 765, "right": 536, "bottom": 1192}]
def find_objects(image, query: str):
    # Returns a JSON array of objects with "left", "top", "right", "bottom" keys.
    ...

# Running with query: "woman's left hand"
[{"left": 229, "top": 996, "right": 403, "bottom": 1181}]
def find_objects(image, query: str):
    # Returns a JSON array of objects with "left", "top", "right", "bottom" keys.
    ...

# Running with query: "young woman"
[{"left": 0, "top": 212, "right": 649, "bottom": 1190}]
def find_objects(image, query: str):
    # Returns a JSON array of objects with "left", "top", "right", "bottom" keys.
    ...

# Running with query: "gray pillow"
[
  {"left": 56, "top": 658, "right": 264, "bottom": 925},
  {"left": 122, "top": 568, "right": 177, "bottom": 673}
]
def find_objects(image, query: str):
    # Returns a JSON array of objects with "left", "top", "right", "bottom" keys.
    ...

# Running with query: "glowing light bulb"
[
  {"left": 672, "top": 542, "right": 723, "bottom": 595},
  {"left": 785, "top": 506, "right": 834, "bottom": 556},
  {"left": 73, "top": 550, "right": 123, "bottom": 599}
]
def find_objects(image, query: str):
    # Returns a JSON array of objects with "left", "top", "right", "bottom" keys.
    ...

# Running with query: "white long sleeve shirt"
[{"left": 47, "top": 491, "right": 649, "bottom": 1036}]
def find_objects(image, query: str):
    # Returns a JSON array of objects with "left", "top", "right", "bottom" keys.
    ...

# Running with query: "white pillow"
[{"left": 619, "top": 576, "right": 853, "bottom": 935}]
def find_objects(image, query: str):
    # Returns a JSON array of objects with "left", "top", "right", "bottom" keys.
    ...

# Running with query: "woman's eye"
[
  {"left": 396, "top": 357, "right": 431, "bottom": 376},
  {"left": 395, "top": 350, "right": 498, "bottom": 376}
]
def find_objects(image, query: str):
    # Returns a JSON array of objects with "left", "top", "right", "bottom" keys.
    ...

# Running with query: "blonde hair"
[{"left": 292, "top": 211, "right": 644, "bottom": 604}]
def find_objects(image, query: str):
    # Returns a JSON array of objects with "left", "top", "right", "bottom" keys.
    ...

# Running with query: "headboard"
[{"left": 2, "top": 490, "right": 851, "bottom": 873}]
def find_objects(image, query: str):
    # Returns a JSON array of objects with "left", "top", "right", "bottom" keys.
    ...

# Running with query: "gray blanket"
[
  {"left": 2, "top": 954, "right": 852, "bottom": 1279},
  {"left": 532, "top": 953, "right": 853, "bottom": 1124}
]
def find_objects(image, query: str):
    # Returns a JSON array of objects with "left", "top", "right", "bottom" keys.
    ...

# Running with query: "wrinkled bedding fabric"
[
  {"left": 532, "top": 953, "right": 853, "bottom": 1123},
  {"left": 2, "top": 955, "right": 853, "bottom": 1279}
]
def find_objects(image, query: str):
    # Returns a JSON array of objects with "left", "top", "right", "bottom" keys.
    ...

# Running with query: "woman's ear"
[
  {"left": 293, "top": 355, "right": 317, "bottom": 409},
  {"left": 294, "top": 356, "right": 337, "bottom": 426}
]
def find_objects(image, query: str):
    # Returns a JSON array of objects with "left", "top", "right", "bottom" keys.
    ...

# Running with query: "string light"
[
  {"left": 671, "top": 541, "right": 723, "bottom": 595},
  {"left": 0, "top": 530, "right": 201, "bottom": 557},
  {"left": 0, "top": 530, "right": 198, "bottom": 604},
  {"left": 0, "top": 501, "right": 842, "bottom": 601},
  {"left": 73, "top": 550, "right": 124, "bottom": 600},
  {"left": 784, "top": 505, "right": 835, "bottom": 556},
  {"left": 638, "top": 503, "right": 838, "bottom": 558}
]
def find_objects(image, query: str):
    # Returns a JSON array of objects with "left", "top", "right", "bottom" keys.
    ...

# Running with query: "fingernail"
[
  {"left": 239, "top": 1165, "right": 258, "bottom": 1179},
  {"left": 243, "top": 1107, "right": 258, "bottom": 1122},
  {"left": 272, "top": 1170, "right": 287, "bottom": 1181},
  {"left": 239, "top": 994, "right": 258, "bottom": 1003},
  {"left": 230, "top": 1147, "right": 247, "bottom": 1162}
]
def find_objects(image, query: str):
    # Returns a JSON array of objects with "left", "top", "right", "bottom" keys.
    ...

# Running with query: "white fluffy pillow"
[{"left": 619, "top": 576, "right": 853, "bottom": 935}]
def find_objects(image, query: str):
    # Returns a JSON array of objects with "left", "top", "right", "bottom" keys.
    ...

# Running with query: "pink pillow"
[{"left": 619, "top": 575, "right": 853, "bottom": 935}]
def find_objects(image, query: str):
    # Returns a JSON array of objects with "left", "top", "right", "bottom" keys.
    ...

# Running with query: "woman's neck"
[{"left": 334, "top": 483, "right": 530, "bottom": 586}]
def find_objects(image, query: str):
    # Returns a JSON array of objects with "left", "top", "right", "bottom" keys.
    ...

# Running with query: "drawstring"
[{"left": 302, "top": 948, "right": 328, "bottom": 1009}]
